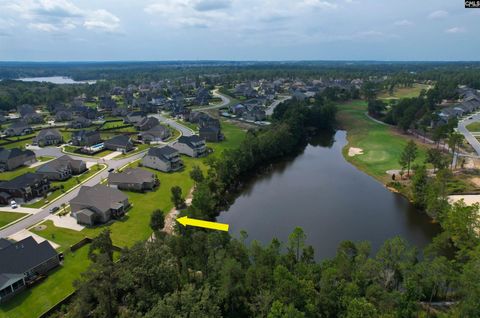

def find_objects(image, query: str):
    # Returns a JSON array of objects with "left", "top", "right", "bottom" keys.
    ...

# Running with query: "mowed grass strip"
[
  {"left": 0, "top": 211, "right": 27, "bottom": 228},
  {"left": 337, "top": 100, "right": 429, "bottom": 182}
]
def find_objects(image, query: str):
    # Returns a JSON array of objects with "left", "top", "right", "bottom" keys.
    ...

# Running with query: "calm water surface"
[
  {"left": 16, "top": 76, "right": 96, "bottom": 84},
  {"left": 217, "top": 130, "right": 441, "bottom": 259}
]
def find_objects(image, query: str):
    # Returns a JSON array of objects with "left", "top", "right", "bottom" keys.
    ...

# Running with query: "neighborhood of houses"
[
  {"left": 0, "top": 76, "right": 369, "bottom": 303},
  {"left": 437, "top": 86, "right": 480, "bottom": 123}
]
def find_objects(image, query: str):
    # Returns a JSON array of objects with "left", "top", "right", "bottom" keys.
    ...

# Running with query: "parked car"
[
  {"left": 50, "top": 206, "right": 60, "bottom": 213},
  {"left": 10, "top": 200, "right": 18, "bottom": 209},
  {"left": 108, "top": 168, "right": 115, "bottom": 172}
]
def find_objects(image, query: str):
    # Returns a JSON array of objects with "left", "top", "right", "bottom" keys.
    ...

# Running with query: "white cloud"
[
  {"left": 5, "top": 0, "right": 120, "bottom": 32},
  {"left": 84, "top": 9, "right": 120, "bottom": 32},
  {"left": 394, "top": 19, "right": 413, "bottom": 26},
  {"left": 445, "top": 26, "right": 465, "bottom": 34},
  {"left": 428, "top": 10, "right": 448, "bottom": 19}
]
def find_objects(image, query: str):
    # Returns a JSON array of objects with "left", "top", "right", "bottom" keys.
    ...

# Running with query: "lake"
[
  {"left": 15, "top": 76, "right": 96, "bottom": 84},
  {"left": 217, "top": 130, "right": 441, "bottom": 260}
]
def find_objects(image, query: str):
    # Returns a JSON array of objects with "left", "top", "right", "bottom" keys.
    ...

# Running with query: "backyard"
[{"left": 0, "top": 156, "right": 53, "bottom": 181}]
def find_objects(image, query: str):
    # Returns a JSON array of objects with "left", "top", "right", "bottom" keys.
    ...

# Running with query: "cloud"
[
  {"left": 193, "top": 0, "right": 232, "bottom": 11},
  {"left": 84, "top": 9, "right": 120, "bottom": 32},
  {"left": 394, "top": 19, "right": 413, "bottom": 26},
  {"left": 445, "top": 26, "right": 465, "bottom": 34},
  {"left": 300, "top": 0, "right": 338, "bottom": 9},
  {"left": 428, "top": 10, "right": 448, "bottom": 19},
  {"left": 5, "top": 0, "right": 120, "bottom": 32}
]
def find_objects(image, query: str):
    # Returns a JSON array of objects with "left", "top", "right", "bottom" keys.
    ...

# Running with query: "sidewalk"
[{"left": 0, "top": 206, "right": 42, "bottom": 214}]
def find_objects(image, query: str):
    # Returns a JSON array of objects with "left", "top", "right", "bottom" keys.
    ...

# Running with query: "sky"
[{"left": 0, "top": 0, "right": 479, "bottom": 61}]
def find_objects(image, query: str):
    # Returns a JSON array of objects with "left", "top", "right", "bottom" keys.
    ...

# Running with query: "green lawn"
[
  {"left": 466, "top": 122, "right": 480, "bottom": 132},
  {"left": 24, "top": 164, "right": 105, "bottom": 208},
  {"left": 337, "top": 100, "right": 430, "bottom": 182},
  {"left": 0, "top": 211, "right": 27, "bottom": 228},
  {"left": 31, "top": 220, "right": 89, "bottom": 252},
  {"left": 0, "top": 133, "right": 36, "bottom": 149},
  {"left": 0, "top": 246, "right": 91, "bottom": 318},
  {"left": 115, "top": 144, "right": 150, "bottom": 159},
  {"left": 378, "top": 83, "right": 431, "bottom": 100},
  {"left": 0, "top": 157, "right": 53, "bottom": 181},
  {"left": 63, "top": 146, "right": 113, "bottom": 159}
]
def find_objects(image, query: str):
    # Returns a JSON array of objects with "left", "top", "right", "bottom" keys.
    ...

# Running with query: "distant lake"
[
  {"left": 217, "top": 130, "right": 441, "bottom": 260},
  {"left": 15, "top": 76, "right": 96, "bottom": 84}
]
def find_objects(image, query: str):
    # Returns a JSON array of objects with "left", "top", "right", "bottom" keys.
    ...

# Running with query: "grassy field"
[
  {"left": 467, "top": 122, "right": 480, "bottom": 132},
  {"left": 378, "top": 83, "right": 431, "bottom": 100},
  {"left": 24, "top": 164, "right": 104, "bottom": 208},
  {"left": 0, "top": 211, "right": 27, "bottom": 228},
  {"left": 337, "top": 100, "right": 430, "bottom": 182},
  {"left": 32, "top": 220, "right": 89, "bottom": 252},
  {"left": 0, "top": 133, "right": 36, "bottom": 149},
  {"left": 0, "top": 246, "right": 90, "bottom": 318}
]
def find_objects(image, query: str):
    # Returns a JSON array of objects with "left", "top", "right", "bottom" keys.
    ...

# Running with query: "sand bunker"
[{"left": 348, "top": 147, "right": 364, "bottom": 157}]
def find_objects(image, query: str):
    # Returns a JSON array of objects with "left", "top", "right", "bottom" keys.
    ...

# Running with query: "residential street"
[
  {"left": 266, "top": 95, "right": 292, "bottom": 116},
  {"left": 195, "top": 89, "right": 231, "bottom": 110},
  {"left": 457, "top": 113, "right": 480, "bottom": 156}
]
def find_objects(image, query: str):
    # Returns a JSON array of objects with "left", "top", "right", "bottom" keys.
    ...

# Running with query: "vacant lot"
[
  {"left": 337, "top": 100, "right": 429, "bottom": 182},
  {"left": 378, "top": 83, "right": 431, "bottom": 100}
]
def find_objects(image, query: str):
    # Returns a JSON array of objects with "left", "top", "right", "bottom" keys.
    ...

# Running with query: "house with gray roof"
[
  {"left": 172, "top": 135, "right": 207, "bottom": 157},
  {"left": 71, "top": 130, "right": 101, "bottom": 147},
  {"left": 0, "top": 173, "right": 50, "bottom": 204},
  {"left": 199, "top": 126, "right": 223, "bottom": 142},
  {"left": 135, "top": 116, "right": 160, "bottom": 131},
  {"left": 138, "top": 124, "right": 171, "bottom": 143},
  {"left": 68, "top": 116, "right": 91, "bottom": 129},
  {"left": 0, "top": 237, "right": 59, "bottom": 303},
  {"left": 70, "top": 184, "right": 130, "bottom": 226},
  {"left": 141, "top": 146, "right": 183, "bottom": 172},
  {"left": 0, "top": 148, "right": 36, "bottom": 172},
  {"left": 108, "top": 168, "right": 158, "bottom": 191},
  {"left": 22, "top": 112, "right": 44, "bottom": 124},
  {"left": 32, "top": 129, "right": 63, "bottom": 147},
  {"left": 104, "top": 135, "right": 134, "bottom": 153},
  {"left": 36, "top": 155, "right": 87, "bottom": 181},
  {"left": 4, "top": 121, "right": 33, "bottom": 137},
  {"left": 124, "top": 111, "right": 146, "bottom": 125}
]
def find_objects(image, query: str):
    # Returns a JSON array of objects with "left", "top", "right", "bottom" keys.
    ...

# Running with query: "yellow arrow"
[{"left": 177, "top": 216, "right": 229, "bottom": 232}]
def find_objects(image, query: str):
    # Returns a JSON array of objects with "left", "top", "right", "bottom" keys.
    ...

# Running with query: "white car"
[{"left": 10, "top": 200, "right": 18, "bottom": 209}]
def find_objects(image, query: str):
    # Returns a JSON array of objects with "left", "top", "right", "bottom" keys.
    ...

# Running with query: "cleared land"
[
  {"left": 378, "top": 83, "right": 431, "bottom": 100},
  {"left": 338, "top": 100, "right": 429, "bottom": 182},
  {"left": 0, "top": 211, "right": 27, "bottom": 228}
]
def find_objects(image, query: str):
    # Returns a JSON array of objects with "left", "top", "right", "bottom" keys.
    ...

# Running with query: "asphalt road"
[
  {"left": 0, "top": 117, "right": 193, "bottom": 239},
  {"left": 195, "top": 89, "right": 231, "bottom": 110},
  {"left": 457, "top": 113, "right": 480, "bottom": 156},
  {"left": 266, "top": 96, "right": 292, "bottom": 116}
]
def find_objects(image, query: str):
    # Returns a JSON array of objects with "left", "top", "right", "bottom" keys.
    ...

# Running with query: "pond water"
[
  {"left": 15, "top": 76, "right": 96, "bottom": 84},
  {"left": 217, "top": 130, "right": 441, "bottom": 260}
]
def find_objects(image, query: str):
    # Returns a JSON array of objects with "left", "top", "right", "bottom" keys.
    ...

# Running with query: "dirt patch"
[
  {"left": 33, "top": 225, "right": 47, "bottom": 231},
  {"left": 348, "top": 147, "right": 364, "bottom": 157}
]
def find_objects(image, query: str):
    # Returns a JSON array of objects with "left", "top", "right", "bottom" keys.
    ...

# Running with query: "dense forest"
[{"left": 48, "top": 97, "right": 480, "bottom": 318}]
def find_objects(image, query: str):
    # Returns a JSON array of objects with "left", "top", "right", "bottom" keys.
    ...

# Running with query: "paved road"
[
  {"left": 266, "top": 95, "right": 292, "bottom": 116},
  {"left": 0, "top": 117, "right": 194, "bottom": 238},
  {"left": 196, "top": 89, "right": 231, "bottom": 110},
  {"left": 457, "top": 113, "right": 480, "bottom": 156}
]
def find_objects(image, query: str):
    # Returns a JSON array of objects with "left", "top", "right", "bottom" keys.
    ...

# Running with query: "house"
[
  {"left": 36, "top": 155, "right": 87, "bottom": 181},
  {"left": 138, "top": 125, "right": 171, "bottom": 143},
  {"left": 104, "top": 135, "right": 134, "bottom": 153},
  {"left": 71, "top": 130, "right": 101, "bottom": 147},
  {"left": 135, "top": 116, "right": 159, "bottom": 131},
  {"left": 230, "top": 104, "right": 246, "bottom": 115},
  {"left": 124, "top": 111, "right": 146, "bottom": 125},
  {"left": 172, "top": 135, "right": 207, "bottom": 157},
  {"left": 68, "top": 116, "right": 91, "bottom": 129},
  {"left": 243, "top": 108, "right": 266, "bottom": 121},
  {"left": 0, "top": 173, "right": 50, "bottom": 204},
  {"left": 55, "top": 110, "right": 73, "bottom": 122},
  {"left": 141, "top": 146, "right": 184, "bottom": 172},
  {"left": 108, "top": 168, "right": 158, "bottom": 191},
  {"left": 200, "top": 126, "right": 223, "bottom": 142},
  {"left": 0, "top": 148, "right": 36, "bottom": 172},
  {"left": 0, "top": 237, "right": 60, "bottom": 303},
  {"left": 17, "top": 104, "right": 35, "bottom": 117},
  {"left": 70, "top": 184, "right": 130, "bottom": 225},
  {"left": 4, "top": 121, "right": 33, "bottom": 137},
  {"left": 22, "top": 113, "right": 44, "bottom": 125},
  {"left": 32, "top": 129, "right": 63, "bottom": 147}
]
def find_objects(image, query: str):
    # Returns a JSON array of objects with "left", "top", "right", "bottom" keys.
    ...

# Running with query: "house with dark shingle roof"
[
  {"left": 199, "top": 126, "right": 223, "bottom": 142},
  {"left": 33, "top": 128, "right": 63, "bottom": 147},
  {"left": 0, "top": 148, "right": 36, "bottom": 171},
  {"left": 0, "top": 173, "right": 50, "bottom": 204},
  {"left": 141, "top": 146, "right": 183, "bottom": 172},
  {"left": 108, "top": 168, "right": 158, "bottom": 191},
  {"left": 71, "top": 130, "right": 101, "bottom": 147},
  {"left": 4, "top": 121, "right": 33, "bottom": 137},
  {"left": 36, "top": 155, "right": 87, "bottom": 181},
  {"left": 138, "top": 124, "right": 171, "bottom": 143},
  {"left": 0, "top": 237, "right": 60, "bottom": 303},
  {"left": 104, "top": 135, "right": 134, "bottom": 153},
  {"left": 135, "top": 116, "right": 160, "bottom": 131},
  {"left": 70, "top": 184, "right": 130, "bottom": 225},
  {"left": 172, "top": 135, "right": 207, "bottom": 157}
]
